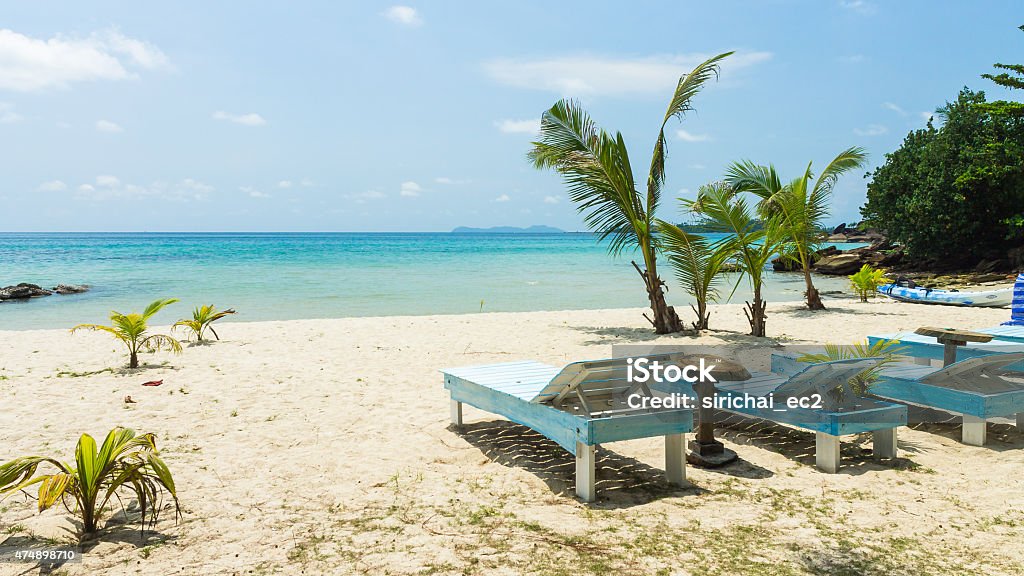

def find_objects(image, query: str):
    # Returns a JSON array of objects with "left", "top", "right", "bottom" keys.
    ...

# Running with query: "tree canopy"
[{"left": 860, "top": 88, "right": 1024, "bottom": 265}]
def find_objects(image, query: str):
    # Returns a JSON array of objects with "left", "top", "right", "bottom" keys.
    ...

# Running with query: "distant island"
[{"left": 450, "top": 225, "right": 565, "bottom": 234}]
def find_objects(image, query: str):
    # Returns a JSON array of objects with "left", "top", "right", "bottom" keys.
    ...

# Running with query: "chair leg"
[
  {"left": 665, "top": 433, "right": 686, "bottom": 486},
  {"left": 815, "top": 432, "right": 840, "bottom": 473},
  {"left": 450, "top": 397, "right": 463, "bottom": 428},
  {"left": 575, "top": 441, "right": 596, "bottom": 502},
  {"left": 962, "top": 414, "right": 987, "bottom": 446},
  {"left": 872, "top": 427, "right": 898, "bottom": 460}
]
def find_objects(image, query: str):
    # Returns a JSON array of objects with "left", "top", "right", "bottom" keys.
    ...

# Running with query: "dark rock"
[
  {"left": 0, "top": 283, "right": 53, "bottom": 300},
  {"left": 52, "top": 284, "right": 89, "bottom": 294},
  {"left": 813, "top": 254, "right": 866, "bottom": 275},
  {"left": 772, "top": 245, "right": 838, "bottom": 271}
]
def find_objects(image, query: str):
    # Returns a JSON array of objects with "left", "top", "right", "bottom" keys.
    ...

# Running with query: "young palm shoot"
[
  {"left": 657, "top": 220, "right": 731, "bottom": 330},
  {"left": 528, "top": 52, "right": 733, "bottom": 334},
  {"left": 71, "top": 298, "right": 181, "bottom": 369},
  {"left": 725, "top": 147, "right": 867, "bottom": 310},
  {"left": 849, "top": 264, "right": 888, "bottom": 302},
  {"left": 0, "top": 427, "right": 180, "bottom": 538},
  {"left": 797, "top": 339, "right": 906, "bottom": 398},
  {"left": 173, "top": 305, "right": 236, "bottom": 342}
]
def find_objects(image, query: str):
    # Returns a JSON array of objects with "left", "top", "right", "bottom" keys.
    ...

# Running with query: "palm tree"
[
  {"left": 687, "top": 182, "right": 785, "bottom": 337},
  {"left": 173, "top": 304, "right": 236, "bottom": 342},
  {"left": 725, "top": 147, "right": 867, "bottom": 310},
  {"left": 71, "top": 298, "right": 181, "bottom": 369},
  {"left": 528, "top": 52, "right": 733, "bottom": 334},
  {"left": 657, "top": 221, "right": 731, "bottom": 330}
]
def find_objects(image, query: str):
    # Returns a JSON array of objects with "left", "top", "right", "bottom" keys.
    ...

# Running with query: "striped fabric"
[{"left": 1005, "top": 273, "right": 1024, "bottom": 326}]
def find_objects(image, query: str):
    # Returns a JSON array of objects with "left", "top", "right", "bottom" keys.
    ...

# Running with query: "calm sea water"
[{"left": 0, "top": 233, "right": 866, "bottom": 330}]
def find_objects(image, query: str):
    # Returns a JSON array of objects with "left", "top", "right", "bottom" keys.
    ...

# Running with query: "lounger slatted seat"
[
  {"left": 775, "top": 351, "right": 1024, "bottom": 446},
  {"left": 442, "top": 354, "right": 694, "bottom": 502},
  {"left": 687, "top": 358, "right": 907, "bottom": 473},
  {"left": 977, "top": 324, "right": 1024, "bottom": 343}
]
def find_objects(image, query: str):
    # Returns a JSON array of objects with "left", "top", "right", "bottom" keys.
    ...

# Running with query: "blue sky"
[{"left": 0, "top": 1, "right": 1020, "bottom": 232}]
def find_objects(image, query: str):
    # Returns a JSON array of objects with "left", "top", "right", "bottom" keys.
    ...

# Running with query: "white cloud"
[
  {"left": 241, "top": 186, "right": 270, "bottom": 199},
  {"left": 212, "top": 111, "right": 266, "bottom": 126},
  {"left": 484, "top": 51, "right": 772, "bottom": 97},
  {"left": 0, "top": 102, "right": 21, "bottom": 123},
  {"left": 96, "top": 175, "right": 120, "bottom": 187},
  {"left": 840, "top": 0, "right": 876, "bottom": 15},
  {"left": 75, "top": 176, "right": 213, "bottom": 201},
  {"left": 0, "top": 28, "right": 168, "bottom": 92},
  {"left": 400, "top": 181, "right": 422, "bottom": 197},
  {"left": 543, "top": 195, "right": 561, "bottom": 204},
  {"left": 37, "top": 180, "right": 67, "bottom": 192},
  {"left": 495, "top": 118, "right": 540, "bottom": 134},
  {"left": 853, "top": 124, "right": 888, "bottom": 137},
  {"left": 494, "top": 194, "right": 510, "bottom": 202},
  {"left": 278, "top": 180, "right": 293, "bottom": 188},
  {"left": 95, "top": 119, "right": 123, "bottom": 132},
  {"left": 383, "top": 6, "right": 422, "bottom": 26},
  {"left": 346, "top": 190, "right": 385, "bottom": 204},
  {"left": 882, "top": 102, "right": 906, "bottom": 116},
  {"left": 676, "top": 129, "right": 709, "bottom": 142}
]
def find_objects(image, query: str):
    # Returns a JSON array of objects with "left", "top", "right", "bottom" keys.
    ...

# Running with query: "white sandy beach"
[{"left": 1, "top": 300, "right": 1023, "bottom": 575}]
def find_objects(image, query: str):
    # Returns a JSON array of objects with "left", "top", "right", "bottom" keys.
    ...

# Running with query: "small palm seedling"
[
  {"left": 173, "top": 304, "right": 236, "bottom": 342},
  {"left": 798, "top": 339, "right": 905, "bottom": 398},
  {"left": 0, "top": 427, "right": 180, "bottom": 537},
  {"left": 72, "top": 298, "right": 181, "bottom": 369},
  {"left": 849, "top": 264, "right": 888, "bottom": 303}
]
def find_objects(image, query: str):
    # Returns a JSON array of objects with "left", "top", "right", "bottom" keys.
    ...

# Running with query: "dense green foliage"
[
  {"left": 861, "top": 88, "right": 1024, "bottom": 263},
  {"left": 0, "top": 427, "right": 179, "bottom": 536}
]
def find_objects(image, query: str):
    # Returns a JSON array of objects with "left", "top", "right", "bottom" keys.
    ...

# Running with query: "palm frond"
[
  {"left": 812, "top": 146, "right": 868, "bottom": 197},
  {"left": 648, "top": 52, "right": 733, "bottom": 215}
]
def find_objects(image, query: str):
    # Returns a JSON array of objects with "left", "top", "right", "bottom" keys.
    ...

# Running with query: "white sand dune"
[{"left": 1, "top": 300, "right": 1022, "bottom": 575}]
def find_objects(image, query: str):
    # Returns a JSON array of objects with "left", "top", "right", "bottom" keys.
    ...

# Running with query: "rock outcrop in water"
[{"left": 0, "top": 283, "right": 89, "bottom": 301}]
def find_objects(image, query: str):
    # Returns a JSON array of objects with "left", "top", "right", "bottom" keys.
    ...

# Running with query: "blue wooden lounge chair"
[
  {"left": 442, "top": 354, "right": 694, "bottom": 502},
  {"left": 776, "top": 351, "right": 1024, "bottom": 447},
  {"left": 677, "top": 358, "right": 907, "bottom": 473},
  {"left": 867, "top": 331, "right": 1024, "bottom": 368}
]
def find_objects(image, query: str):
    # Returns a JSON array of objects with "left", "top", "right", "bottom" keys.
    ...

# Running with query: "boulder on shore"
[{"left": 0, "top": 283, "right": 53, "bottom": 300}]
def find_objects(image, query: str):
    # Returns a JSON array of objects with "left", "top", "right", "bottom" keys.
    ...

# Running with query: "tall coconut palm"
[
  {"left": 687, "top": 182, "right": 785, "bottom": 337},
  {"left": 657, "top": 220, "right": 731, "bottom": 330},
  {"left": 725, "top": 147, "right": 867, "bottom": 310},
  {"left": 528, "top": 52, "right": 732, "bottom": 333}
]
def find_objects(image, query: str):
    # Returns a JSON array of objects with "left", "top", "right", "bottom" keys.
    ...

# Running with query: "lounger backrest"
[
  {"left": 771, "top": 357, "right": 885, "bottom": 399},
  {"left": 530, "top": 352, "right": 687, "bottom": 405},
  {"left": 921, "top": 352, "right": 1024, "bottom": 384}
]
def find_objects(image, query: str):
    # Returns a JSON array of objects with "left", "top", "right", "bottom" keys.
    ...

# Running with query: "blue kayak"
[{"left": 878, "top": 284, "right": 1013, "bottom": 307}]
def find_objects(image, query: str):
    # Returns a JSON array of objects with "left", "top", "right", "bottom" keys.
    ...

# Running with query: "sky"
[{"left": 0, "top": 1, "right": 1020, "bottom": 232}]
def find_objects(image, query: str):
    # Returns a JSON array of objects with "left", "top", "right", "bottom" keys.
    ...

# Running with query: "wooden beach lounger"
[
  {"left": 701, "top": 358, "right": 907, "bottom": 473},
  {"left": 442, "top": 354, "right": 694, "bottom": 502},
  {"left": 779, "top": 349, "right": 1024, "bottom": 447},
  {"left": 868, "top": 331, "right": 1024, "bottom": 367}
]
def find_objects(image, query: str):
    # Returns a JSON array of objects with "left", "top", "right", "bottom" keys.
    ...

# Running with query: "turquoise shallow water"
[{"left": 0, "top": 233, "right": 866, "bottom": 330}]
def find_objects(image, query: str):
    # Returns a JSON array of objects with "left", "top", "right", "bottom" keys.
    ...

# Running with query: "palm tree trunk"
[
  {"left": 803, "top": 261, "right": 825, "bottom": 310},
  {"left": 129, "top": 349, "right": 139, "bottom": 369},
  {"left": 744, "top": 283, "right": 767, "bottom": 337},
  {"left": 632, "top": 260, "right": 684, "bottom": 334},
  {"left": 691, "top": 300, "right": 710, "bottom": 330}
]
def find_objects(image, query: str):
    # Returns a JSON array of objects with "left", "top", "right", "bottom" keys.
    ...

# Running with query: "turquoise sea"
[{"left": 0, "top": 233, "right": 867, "bottom": 330}]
